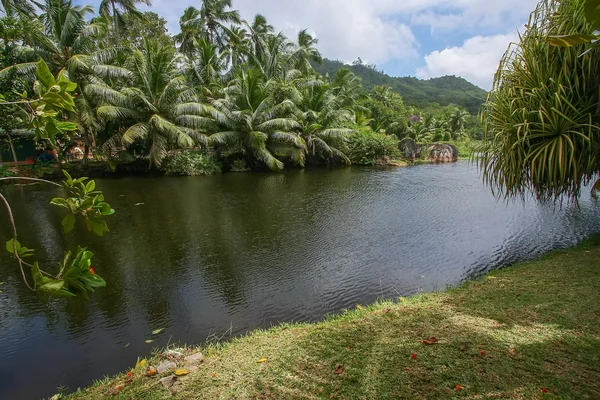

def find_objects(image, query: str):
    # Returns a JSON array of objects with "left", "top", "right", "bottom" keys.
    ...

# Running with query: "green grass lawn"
[{"left": 67, "top": 237, "right": 600, "bottom": 399}]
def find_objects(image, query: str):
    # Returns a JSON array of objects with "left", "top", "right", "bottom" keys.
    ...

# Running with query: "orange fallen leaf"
[
  {"left": 174, "top": 369, "right": 189, "bottom": 376},
  {"left": 480, "top": 350, "right": 486, "bottom": 356},
  {"left": 334, "top": 365, "right": 344, "bottom": 375},
  {"left": 257, "top": 358, "right": 268, "bottom": 363},
  {"left": 411, "top": 353, "right": 417, "bottom": 359},
  {"left": 211, "top": 373, "right": 216, "bottom": 378},
  {"left": 145, "top": 367, "right": 157, "bottom": 377},
  {"left": 421, "top": 337, "right": 439, "bottom": 345},
  {"left": 456, "top": 384, "right": 462, "bottom": 391},
  {"left": 541, "top": 388, "right": 549, "bottom": 393}
]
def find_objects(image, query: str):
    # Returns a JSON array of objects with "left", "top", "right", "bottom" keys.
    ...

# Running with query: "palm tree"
[
  {"left": 249, "top": 32, "right": 294, "bottom": 80},
  {"left": 222, "top": 25, "right": 250, "bottom": 69},
  {"left": 245, "top": 14, "right": 273, "bottom": 61},
  {"left": 99, "top": 0, "right": 151, "bottom": 42},
  {"left": 206, "top": 68, "right": 304, "bottom": 170},
  {"left": 181, "top": 0, "right": 241, "bottom": 48},
  {"left": 331, "top": 68, "right": 365, "bottom": 110},
  {"left": 86, "top": 40, "right": 212, "bottom": 168},
  {"left": 184, "top": 38, "right": 225, "bottom": 96},
  {"left": 175, "top": 6, "right": 201, "bottom": 57},
  {"left": 292, "top": 29, "right": 322, "bottom": 74},
  {"left": 447, "top": 108, "right": 469, "bottom": 137},
  {"left": 297, "top": 78, "right": 352, "bottom": 164},
  {"left": 0, "top": 0, "right": 120, "bottom": 81},
  {"left": 1, "top": 0, "right": 36, "bottom": 16}
]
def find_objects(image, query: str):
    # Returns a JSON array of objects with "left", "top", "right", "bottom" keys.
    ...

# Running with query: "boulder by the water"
[
  {"left": 427, "top": 143, "right": 458, "bottom": 162},
  {"left": 398, "top": 138, "right": 422, "bottom": 160}
]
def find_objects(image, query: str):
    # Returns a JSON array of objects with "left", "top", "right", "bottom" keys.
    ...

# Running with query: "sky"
[{"left": 90, "top": 0, "right": 540, "bottom": 90}]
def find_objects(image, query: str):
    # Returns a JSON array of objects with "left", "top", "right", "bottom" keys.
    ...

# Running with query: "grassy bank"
[{"left": 67, "top": 238, "right": 600, "bottom": 400}]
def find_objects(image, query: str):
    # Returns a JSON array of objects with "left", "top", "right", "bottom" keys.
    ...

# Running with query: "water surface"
[{"left": 1, "top": 162, "right": 599, "bottom": 399}]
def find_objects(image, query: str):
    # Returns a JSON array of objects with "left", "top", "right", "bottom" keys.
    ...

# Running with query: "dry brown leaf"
[
  {"left": 421, "top": 337, "right": 439, "bottom": 345},
  {"left": 145, "top": 367, "right": 157, "bottom": 377},
  {"left": 334, "top": 364, "right": 344, "bottom": 375}
]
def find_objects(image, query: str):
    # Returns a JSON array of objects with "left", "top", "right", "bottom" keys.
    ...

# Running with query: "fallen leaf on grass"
[
  {"left": 257, "top": 358, "right": 268, "bottom": 363},
  {"left": 145, "top": 367, "right": 157, "bottom": 377},
  {"left": 174, "top": 369, "right": 189, "bottom": 376},
  {"left": 356, "top": 305, "right": 363, "bottom": 310},
  {"left": 411, "top": 353, "right": 417, "bottom": 359},
  {"left": 541, "top": 388, "right": 549, "bottom": 393},
  {"left": 456, "top": 384, "right": 462, "bottom": 391},
  {"left": 152, "top": 328, "right": 165, "bottom": 335},
  {"left": 421, "top": 337, "right": 439, "bottom": 345},
  {"left": 487, "top": 276, "right": 497, "bottom": 280},
  {"left": 334, "top": 365, "right": 344, "bottom": 375},
  {"left": 145, "top": 339, "right": 153, "bottom": 344},
  {"left": 135, "top": 203, "right": 145, "bottom": 206}
]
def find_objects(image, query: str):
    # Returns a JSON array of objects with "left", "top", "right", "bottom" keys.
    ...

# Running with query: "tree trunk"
[
  {"left": 8, "top": 134, "right": 18, "bottom": 163},
  {"left": 82, "top": 143, "right": 90, "bottom": 168}
]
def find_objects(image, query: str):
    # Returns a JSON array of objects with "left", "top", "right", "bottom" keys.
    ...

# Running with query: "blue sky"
[{"left": 85, "top": 0, "right": 540, "bottom": 89}]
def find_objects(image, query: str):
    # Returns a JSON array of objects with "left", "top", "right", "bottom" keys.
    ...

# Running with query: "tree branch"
[
  {"left": 0, "top": 191, "right": 35, "bottom": 291},
  {"left": 0, "top": 177, "right": 63, "bottom": 187}
]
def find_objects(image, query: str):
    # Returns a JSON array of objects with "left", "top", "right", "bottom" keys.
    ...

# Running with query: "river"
[{"left": 1, "top": 162, "right": 599, "bottom": 399}]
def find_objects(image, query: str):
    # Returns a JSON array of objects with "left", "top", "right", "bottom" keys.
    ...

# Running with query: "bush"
[
  {"left": 161, "top": 151, "right": 221, "bottom": 176},
  {"left": 346, "top": 127, "right": 400, "bottom": 165},
  {"left": 0, "top": 165, "right": 15, "bottom": 177},
  {"left": 230, "top": 158, "right": 250, "bottom": 172}
]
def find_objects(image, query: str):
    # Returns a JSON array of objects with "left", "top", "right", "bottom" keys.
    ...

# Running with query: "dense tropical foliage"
[
  {"left": 479, "top": 0, "right": 600, "bottom": 201},
  {"left": 0, "top": 0, "right": 481, "bottom": 174}
]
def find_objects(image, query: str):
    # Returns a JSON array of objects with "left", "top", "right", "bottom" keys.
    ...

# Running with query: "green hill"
[{"left": 313, "top": 59, "right": 487, "bottom": 114}]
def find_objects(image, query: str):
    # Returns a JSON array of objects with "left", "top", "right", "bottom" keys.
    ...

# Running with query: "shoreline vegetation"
[{"left": 65, "top": 236, "right": 600, "bottom": 400}]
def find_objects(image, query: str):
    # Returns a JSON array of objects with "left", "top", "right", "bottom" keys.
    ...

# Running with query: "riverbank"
[{"left": 65, "top": 236, "right": 600, "bottom": 399}]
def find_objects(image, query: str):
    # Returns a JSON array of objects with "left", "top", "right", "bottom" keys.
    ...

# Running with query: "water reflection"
[{"left": 1, "top": 162, "right": 599, "bottom": 399}]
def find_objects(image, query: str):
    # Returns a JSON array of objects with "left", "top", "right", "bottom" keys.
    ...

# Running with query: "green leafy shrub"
[
  {"left": 0, "top": 165, "right": 15, "bottom": 177},
  {"left": 346, "top": 128, "right": 400, "bottom": 165},
  {"left": 230, "top": 158, "right": 250, "bottom": 172},
  {"left": 161, "top": 151, "right": 221, "bottom": 176}
]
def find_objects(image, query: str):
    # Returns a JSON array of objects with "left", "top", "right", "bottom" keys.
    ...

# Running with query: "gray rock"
[
  {"left": 159, "top": 375, "right": 177, "bottom": 388},
  {"left": 427, "top": 143, "right": 458, "bottom": 162},
  {"left": 156, "top": 360, "right": 177, "bottom": 374},
  {"left": 184, "top": 352, "right": 203, "bottom": 365}
]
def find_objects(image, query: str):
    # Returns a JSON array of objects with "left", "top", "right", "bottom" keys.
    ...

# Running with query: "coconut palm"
[
  {"left": 222, "top": 25, "right": 250, "bottom": 69},
  {"left": 181, "top": 0, "right": 241, "bottom": 48},
  {"left": 479, "top": 0, "right": 600, "bottom": 201},
  {"left": 249, "top": 32, "right": 294, "bottom": 80},
  {"left": 245, "top": 14, "right": 274, "bottom": 61},
  {"left": 1, "top": 0, "right": 36, "bottom": 16},
  {"left": 447, "top": 108, "right": 469, "bottom": 137},
  {"left": 86, "top": 40, "right": 212, "bottom": 168},
  {"left": 297, "top": 79, "right": 352, "bottom": 164},
  {"left": 0, "top": 0, "right": 120, "bottom": 80},
  {"left": 175, "top": 6, "right": 202, "bottom": 57},
  {"left": 99, "top": 0, "right": 152, "bottom": 42},
  {"left": 184, "top": 38, "right": 225, "bottom": 97},
  {"left": 206, "top": 67, "right": 304, "bottom": 170},
  {"left": 331, "top": 68, "right": 366, "bottom": 110},
  {"left": 292, "top": 29, "right": 322, "bottom": 74}
]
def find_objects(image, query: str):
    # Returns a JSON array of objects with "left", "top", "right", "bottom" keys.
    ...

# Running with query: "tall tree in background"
[
  {"left": 87, "top": 40, "right": 211, "bottom": 167},
  {"left": 99, "top": 0, "right": 151, "bottom": 42}
]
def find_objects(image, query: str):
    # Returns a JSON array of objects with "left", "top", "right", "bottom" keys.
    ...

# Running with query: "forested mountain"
[{"left": 313, "top": 58, "right": 487, "bottom": 114}]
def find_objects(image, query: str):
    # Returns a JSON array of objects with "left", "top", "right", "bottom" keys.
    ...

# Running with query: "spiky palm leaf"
[
  {"left": 88, "top": 40, "right": 208, "bottom": 168},
  {"left": 479, "top": 0, "right": 600, "bottom": 202}
]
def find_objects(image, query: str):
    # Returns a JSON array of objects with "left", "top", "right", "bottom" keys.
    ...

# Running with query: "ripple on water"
[{"left": 2, "top": 162, "right": 600, "bottom": 399}]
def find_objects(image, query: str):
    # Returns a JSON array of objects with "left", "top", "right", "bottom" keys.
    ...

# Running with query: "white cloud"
[
  {"left": 97, "top": 0, "right": 536, "bottom": 84},
  {"left": 416, "top": 33, "right": 518, "bottom": 90}
]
